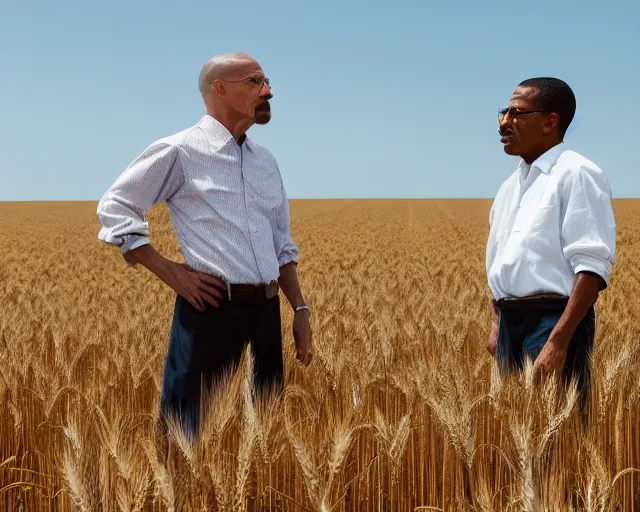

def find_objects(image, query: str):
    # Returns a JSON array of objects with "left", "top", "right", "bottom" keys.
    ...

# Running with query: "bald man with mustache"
[{"left": 97, "top": 53, "right": 312, "bottom": 437}]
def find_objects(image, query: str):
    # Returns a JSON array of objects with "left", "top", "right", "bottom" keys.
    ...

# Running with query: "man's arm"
[
  {"left": 560, "top": 164, "right": 616, "bottom": 290},
  {"left": 278, "top": 261, "right": 312, "bottom": 366},
  {"left": 486, "top": 197, "right": 501, "bottom": 357},
  {"left": 551, "top": 272, "right": 602, "bottom": 340},
  {"left": 97, "top": 142, "right": 184, "bottom": 253},
  {"left": 271, "top": 168, "right": 312, "bottom": 366},
  {"left": 533, "top": 272, "right": 602, "bottom": 371},
  {"left": 97, "top": 141, "right": 226, "bottom": 310},
  {"left": 486, "top": 301, "right": 499, "bottom": 356},
  {"left": 278, "top": 261, "right": 306, "bottom": 309},
  {"left": 271, "top": 163, "right": 304, "bottom": 308},
  {"left": 534, "top": 164, "right": 616, "bottom": 372},
  {"left": 271, "top": 170, "right": 300, "bottom": 270}
]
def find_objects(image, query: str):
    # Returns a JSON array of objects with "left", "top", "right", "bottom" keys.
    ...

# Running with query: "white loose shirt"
[
  {"left": 486, "top": 143, "right": 616, "bottom": 300},
  {"left": 97, "top": 114, "right": 299, "bottom": 286}
]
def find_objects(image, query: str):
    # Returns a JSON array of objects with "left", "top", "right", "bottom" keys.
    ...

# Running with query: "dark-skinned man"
[
  {"left": 96, "top": 52, "right": 312, "bottom": 438},
  {"left": 485, "top": 77, "right": 616, "bottom": 415}
]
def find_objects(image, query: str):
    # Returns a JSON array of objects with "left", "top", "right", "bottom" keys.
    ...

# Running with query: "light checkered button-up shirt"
[{"left": 97, "top": 114, "right": 299, "bottom": 286}]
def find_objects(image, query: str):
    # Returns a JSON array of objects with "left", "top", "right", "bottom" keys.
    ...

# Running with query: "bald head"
[
  {"left": 197, "top": 52, "right": 273, "bottom": 136},
  {"left": 198, "top": 52, "right": 258, "bottom": 94}
]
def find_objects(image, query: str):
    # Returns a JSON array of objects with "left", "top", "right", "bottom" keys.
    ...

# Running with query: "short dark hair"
[{"left": 518, "top": 77, "right": 576, "bottom": 137}]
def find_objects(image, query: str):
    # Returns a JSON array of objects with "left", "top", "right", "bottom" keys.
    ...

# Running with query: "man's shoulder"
[
  {"left": 555, "top": 149, "right": 605, "bottom": 177},
  {"left": 554, "top": 148, "right": 612, "bottom": 196},
  {"left": 160, "top": 122, "right": 207, "bottom": 150},
  {"left": 247, "top": 138, "right": 279, "bottom": 166},
  {"left": 142, "top": 122, "right": 204, "bottom": 155}
]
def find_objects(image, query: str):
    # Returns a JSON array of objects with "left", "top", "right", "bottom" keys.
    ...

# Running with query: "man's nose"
[{"left": 260, "top": 81, "right": 272, "bottom": 97}]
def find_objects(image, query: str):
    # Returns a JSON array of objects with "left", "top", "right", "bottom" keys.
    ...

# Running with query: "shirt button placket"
[{"left": 240, "top": 145, "right": 265, "bottom": 281}]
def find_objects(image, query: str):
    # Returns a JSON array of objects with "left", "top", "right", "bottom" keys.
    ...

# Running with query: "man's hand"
[
  {"left": 293, "top": 309, "right": 312, "bottom": 366},
  {"left": 122, "top": 244, "right": 227, "bottom": 311},
  {"left": 533, "top": 332, "right": 570, "bottom": 373},
  {"left": 164, "top": 262, "right": 227, "bottom": 311},
  {"left": 486, "top": 317, "right": 499, "bottom": 357}
]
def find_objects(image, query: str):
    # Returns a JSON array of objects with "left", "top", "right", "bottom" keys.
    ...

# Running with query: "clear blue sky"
[{"left": 1, "top": 0, "right": 638, "bottom": 200}]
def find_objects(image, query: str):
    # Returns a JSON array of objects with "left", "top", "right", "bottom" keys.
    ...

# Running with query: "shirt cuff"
[
  {"left": 572, "top": 255, "right": 612, "bottom": 288},
  {"left": 278, "top": 250, "right": 299, "bottom": 267},
  {"left": 120, "top": 235, "right": 151, "bottom": 253}
]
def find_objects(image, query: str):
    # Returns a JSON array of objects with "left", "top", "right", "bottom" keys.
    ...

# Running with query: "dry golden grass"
[{"left": 1, "top": 199, "right": 640, "bottom": 511}]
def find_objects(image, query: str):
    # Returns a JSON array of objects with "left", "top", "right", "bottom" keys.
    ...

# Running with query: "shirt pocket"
[
  {"left": 511, "top": 203, "right": 554, "bottom": 235},
  {"left": 511, "top": 204, "right": 540, "bottom": 234},
  {"left": 250, "top": 170, "right": 283, "bottom": 210}
]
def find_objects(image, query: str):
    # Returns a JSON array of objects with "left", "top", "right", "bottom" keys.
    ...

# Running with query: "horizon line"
[{"left": 1, "top": 196, "right": 640, "bottom": 203}]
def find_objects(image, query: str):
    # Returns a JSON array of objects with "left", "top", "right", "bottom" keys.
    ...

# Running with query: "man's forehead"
[
  {"left": 202, "top": 53, "right": 263, "bottom": 81},
  {"left": 229, "top": 60, "right": 263, "bottom": 77},
  {"left": 509, "top": 86, "right": 539, "bottom": 106}
]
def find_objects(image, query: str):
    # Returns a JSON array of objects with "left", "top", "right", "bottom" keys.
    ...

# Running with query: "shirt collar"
[
  {"left": 200, "top": 114, "right": 252, "bottom": 148},
  {"left": 518, "top": 142, "right": 565, "bottom": 176}
]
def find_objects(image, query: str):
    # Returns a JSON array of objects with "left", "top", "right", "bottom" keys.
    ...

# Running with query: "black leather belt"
[
  {"left": 228, "top": 280, "right": 279, "bottom": 303},
  {"left": 493, "top": 293, "right": 569, "bottom": 313}
]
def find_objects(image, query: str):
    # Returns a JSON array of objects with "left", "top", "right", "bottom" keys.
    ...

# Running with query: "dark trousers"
[
  {"left": 159, "top": 293, "right": 284, "bottom": 437},
  {"left": 496, "top": 306, "right": 595, "bottom": 417}
]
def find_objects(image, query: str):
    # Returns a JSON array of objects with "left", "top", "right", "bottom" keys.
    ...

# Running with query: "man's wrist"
[
  {"left": 548, "top": 325, "right": 572, "bottom": 350},
  {"left": 294, "top": 304, "right": 309, "bottom": 314},
  {"left": 133, "top": 245, "right": 173, "bottom": 283}
]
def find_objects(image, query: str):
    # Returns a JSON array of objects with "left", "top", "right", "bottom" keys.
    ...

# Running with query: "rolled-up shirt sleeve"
[
  {"left": 97, "top": 141, "right": 184, "bottom": 253},
  {"left": 560, "top": 164, "right": 616, "bottom": 288},
  {"left": 272, "top": 175, "right": 299, "bottom": 268}
]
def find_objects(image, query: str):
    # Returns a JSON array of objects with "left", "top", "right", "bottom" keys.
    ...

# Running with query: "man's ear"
[
  {"left": 212, "top": 81, "right": 226, "bottom": 97},
  {"left": 543, "top": 113, "right": 560, "bottom": 135}
]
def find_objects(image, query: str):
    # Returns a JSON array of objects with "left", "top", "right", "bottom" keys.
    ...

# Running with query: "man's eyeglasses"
[
  {"left": 217, "top": 76, "right": 271, "bottom": 89},
  {"left": 247, "top": 76, "right": 270, "bottom": 88},
  {"left": 498, "top": 107, "right": 553, "bottom": 122}
]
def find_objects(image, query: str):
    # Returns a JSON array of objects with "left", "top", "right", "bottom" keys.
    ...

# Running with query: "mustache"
[{"left": 499, "top": 126, "right": 514, "bottom": 136}]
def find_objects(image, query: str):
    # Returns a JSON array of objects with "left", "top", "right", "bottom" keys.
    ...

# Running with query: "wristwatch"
[{"left": 294, "top": 305, "right": 310, "bottom": 314}]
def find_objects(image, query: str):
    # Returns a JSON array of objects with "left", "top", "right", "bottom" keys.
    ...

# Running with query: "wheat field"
[{"left": 1, "top": 199, "right": 639, "bottom": 512}]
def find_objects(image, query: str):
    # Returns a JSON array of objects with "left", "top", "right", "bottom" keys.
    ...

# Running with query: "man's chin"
[
  {"left": 255, "top": 112, "right": 271, "bottom": 125},
  {"left": 502, "top": 142, "right": 518, "bottom": 155}
]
